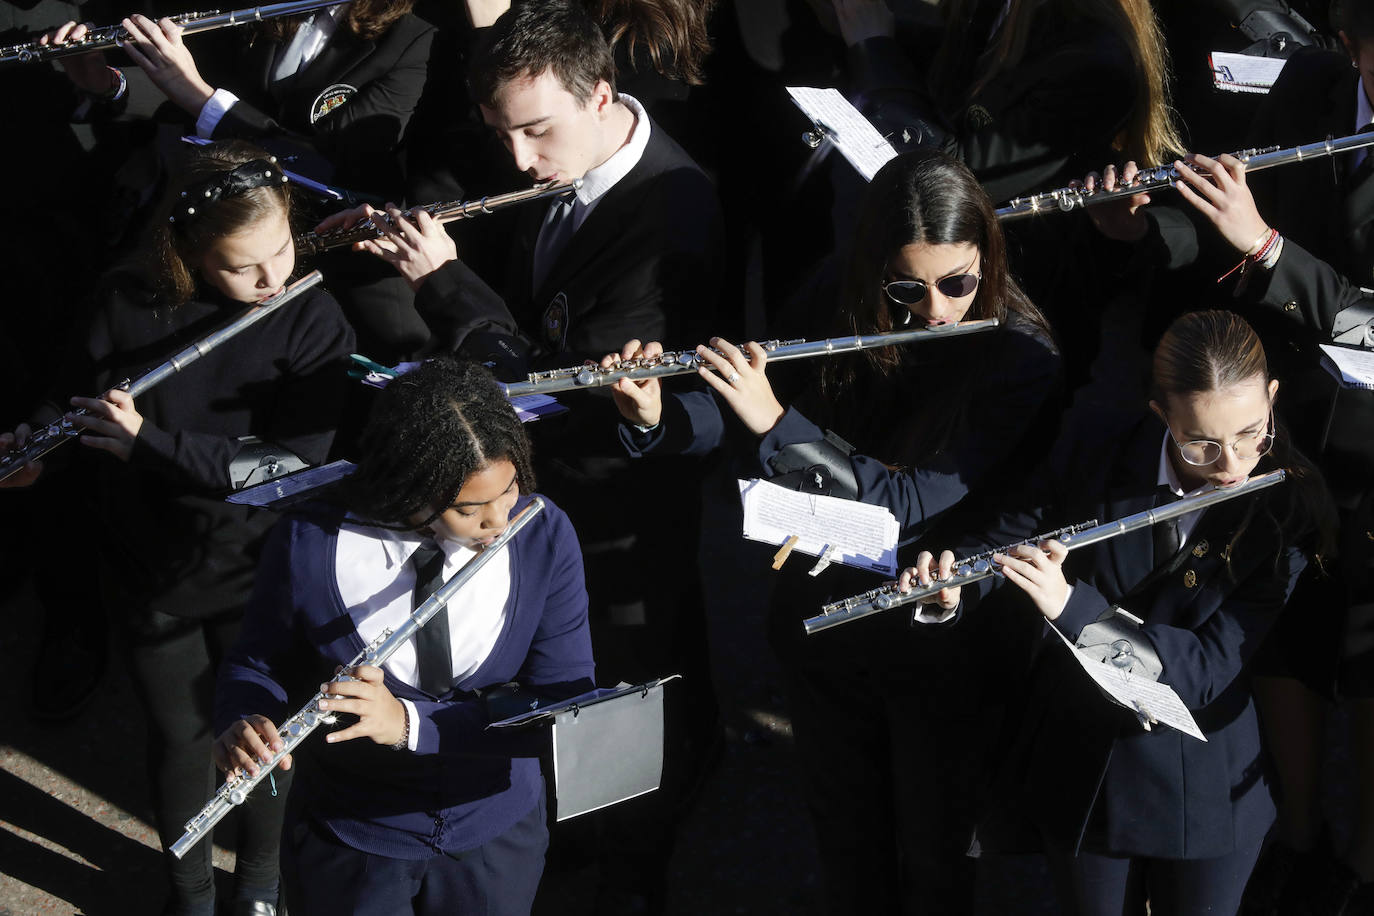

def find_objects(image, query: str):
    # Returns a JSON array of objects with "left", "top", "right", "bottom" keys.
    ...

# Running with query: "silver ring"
[{"left": 726, "top": 372, "right": 740, "bottom": 385}]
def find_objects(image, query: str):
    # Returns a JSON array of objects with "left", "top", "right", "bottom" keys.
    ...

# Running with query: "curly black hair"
[{"left": 343, "top": 358, "right": 536, "bottom": 528}]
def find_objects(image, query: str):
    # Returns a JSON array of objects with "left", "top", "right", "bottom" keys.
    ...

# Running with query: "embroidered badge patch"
[
  {"left": 542, "top": 292, "right": 570, "bottom": 350},
  {"left": 310, "top": 83, "right": 357, "bottom": 123}
]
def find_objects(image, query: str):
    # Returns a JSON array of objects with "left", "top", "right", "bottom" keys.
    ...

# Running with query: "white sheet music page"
[
  {"left": 738, "top": 478, "right": 899, "bottom": 575},
  {"left": 785, "top": 86, "right": 900, "bottom": 181},
  {"left": 1049, "top": 624, "right": 1208, "bottom": 742},
  {"left": 1210, "top": 51, "right": 1286, "bottom": 94},
  {"left": 1319, "top": 344, "right": 1374, "bottom": 389}
]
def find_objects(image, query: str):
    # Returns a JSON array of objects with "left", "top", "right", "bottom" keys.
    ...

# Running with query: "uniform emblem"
[
  {"left": 310, "top": 83, "right": 357, "bottom": 123},
  {"left": 1183, "top": 569, "right": 1197, "bottom": 588},
  {"left": 542, "top": 292, "right": 570, "bottom": 350},
  {"left": 1192, "top": 540, "right": 1209, "bottom": 558}
]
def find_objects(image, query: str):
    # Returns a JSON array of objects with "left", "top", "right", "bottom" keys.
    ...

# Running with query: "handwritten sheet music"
[
  {"left": 1210, "top": 52, "right": 1286, "bottom": 94},
  {"left": 785, "top": 86, "right": 899, "bottom": 181},
  {"left": 1050, "top": 625, "right": 1207, "bottom": 742},
  {"left": 738, "top": 478, "right": 899, "bottom": 575}
]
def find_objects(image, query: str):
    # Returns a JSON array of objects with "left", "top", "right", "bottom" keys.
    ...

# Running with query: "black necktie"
[
  {"left": 411, "top": 543, "right": 452, "bottom": 696},
  {"left": 1152, "top": 485, "right": 1183, "bottom": 566}
]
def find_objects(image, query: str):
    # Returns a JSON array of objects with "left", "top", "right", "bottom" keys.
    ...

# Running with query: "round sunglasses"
[{"left": 882, "top": 271, "right": 982, "bottom": 306}]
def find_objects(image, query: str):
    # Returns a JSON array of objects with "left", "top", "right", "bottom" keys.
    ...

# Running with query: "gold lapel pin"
[
  {"left": 1192, "top": 539, "right": 1209, "bottom": 558},
  {"left": 1183, "top": 569, "right": 1198, "bottom": 588}
]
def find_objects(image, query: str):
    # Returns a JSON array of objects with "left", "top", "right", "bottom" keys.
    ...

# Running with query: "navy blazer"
[
  {"left": 621, "top": 313, "right": 1062, "bottom": 542},
  {"left": 216, "top": 494, "right": 594, "bottom": 859},
  {"left": 953, "top": 407, "right": 1308, "bottom": 858}
]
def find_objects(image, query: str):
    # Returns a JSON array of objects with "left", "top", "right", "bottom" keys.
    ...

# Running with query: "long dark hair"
[
  {"left": 264, "top": 0, "right": 413, "bottom": 42},
  {"left": 1151, "top": 310, "right": 1337, "bottom": 565},
  {"left": 344, "top": 359, "right": 536, "bottom": 529},
  {"left": 138, "top": 140, "right": 293, "bottom": 308},
  {"left": 823, "top": 149, "right": 1049, "bottom": 395}
]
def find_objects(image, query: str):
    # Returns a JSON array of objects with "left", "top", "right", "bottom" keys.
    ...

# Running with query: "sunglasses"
[{"left": 882, "top": 272, "right": 982, "bottom": 306}]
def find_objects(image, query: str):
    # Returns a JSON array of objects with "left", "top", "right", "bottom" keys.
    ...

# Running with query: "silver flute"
[
  {"left": 802, "top": 469, "right": 1288, "bottom": 635},
  {"left": 0, "top": 270, "right": 323, "bottom": 484},
  {"left": 171, "top": 496, "right": 546, "bottom": 859},
  {"left": 1, "top": 0, "right": 342, "bottom": 66},
  {"left": 499, "top": 319, "right": 1001, "bottom": 398},
  {"left": 295, "top": 180, "right": 582, "bottom": 256},
  {"left": 996, "top": 130, "right": 1374, "bottom": 221}
]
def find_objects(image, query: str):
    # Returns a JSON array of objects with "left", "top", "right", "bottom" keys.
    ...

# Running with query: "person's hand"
[
  {"left": 41, "top": 21, "right": 119, "bottom": 94},
  {"left": 116, "top": 14, "right": 215, "bottom": 115},
  {"left": 1171, "top": 152, "right": 1271, "bottom": 254},
  {"left": 694, "top": 338, "right": 786, "bottom": 437},
  {"left": 1078, "top": 161, "right": 1152, "bottom": 242},
  {"left": 317, "top": 665, "right": 407, "bottom": 747},
  {"left": 604, "top": 338, "right": 664, "bottom": 428},
  {"left": 0, "top": 424, "right": 43, "bottom": 488},
  {"left": 993, "top": 539, "right": 1069, "bottom": 621},
  {"left": 898, "top": 549, "right": 961, "bottom": 610},
  {"left": 330, "top": 204, "right": 457, "bottom": 291},
  {"left": 213, "top": 715, "right": 291, "bottom": 782},
  {"left": 832, "top": 0, "right": 895, "bottom": 46},
  {"left": 70, "top": 388, "right": 142, "bottom": 462}
]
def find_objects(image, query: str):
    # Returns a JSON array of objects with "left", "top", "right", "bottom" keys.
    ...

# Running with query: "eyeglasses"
[
  {"left": 1165, "top": 409, "right": 1275, "bottom": 466},
  {"left": 882, "top": 271, "right": 982, "bottom": 305}
]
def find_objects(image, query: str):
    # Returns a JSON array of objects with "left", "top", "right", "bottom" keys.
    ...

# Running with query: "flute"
[
  {"left": 996, "top": 130, "right": 1374, "bottom": 221},
  {"left": 802, "top": 469, "right": 1288, "bottom": 635},
  {"left": 1, "top": 0, "right": 342, "bottom": 66},
  {"left": 0, "top": 270, "right": 323, "bottom": 484},
  {"left": 294, "top": 180, "right": 582, "bottom": 255},
  {"left": 499, "top": 319, "right": 1001, "bottom": 398},
  {"left": 170, "top": 496, "right": 546, "bottom": 859}
]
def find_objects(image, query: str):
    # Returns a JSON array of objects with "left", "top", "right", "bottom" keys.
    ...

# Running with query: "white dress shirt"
[
  {"left": 1352, "top": 77, "right": 1374, "bottom": 174},
  {"left": 195, "top": 3, "right": 350, "bottom": 139},
  {"left": 335, "top": 519, "right": 512, "bottom": 750}
]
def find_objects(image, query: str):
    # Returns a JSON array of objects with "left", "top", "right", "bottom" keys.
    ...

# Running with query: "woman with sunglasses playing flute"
[
  {"left": 901, "top": 310, "right": 1336, "bottom": 916},
  {"left": 606, "top": 149, "right": 1061, "bottom": 914}
]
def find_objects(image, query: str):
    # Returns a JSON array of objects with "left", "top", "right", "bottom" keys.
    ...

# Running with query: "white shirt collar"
[
  {"left": 573, "top": 93, "right": 650, "bottom": 208},
  {"left": 343, "top": 517, "right": 475, "bottom": 569},
  {"left": 1157, "top": 431, "right": 1208, "bottom": 499}
]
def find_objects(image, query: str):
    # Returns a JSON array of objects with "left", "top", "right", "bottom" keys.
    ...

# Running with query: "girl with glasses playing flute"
[
  {"left": 605, "top": 148, "right": 1062, "bottom": 914},
  {"left": 902, "top": 310, "right": 1336, "bottom": 916}
]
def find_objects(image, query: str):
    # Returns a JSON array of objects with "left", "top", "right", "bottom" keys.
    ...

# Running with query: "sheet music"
[
  {"left": 738, "top": 478, "right": 899, "bottom": 575},
  {"left": 1320, "top": 344, "right": 1374, "bottom": 389},
  {"left": 1210, "top": 52, "right": 1286, "bottom": 94},
  {"left": 225, "top": 459, "right": 356, "bottom": 506},
  {"left": 1050, "top": 624, "right": 1207, "bottom": 741},
  {"left": 785, "top": 86, "right": 899, "bottom": 181}
]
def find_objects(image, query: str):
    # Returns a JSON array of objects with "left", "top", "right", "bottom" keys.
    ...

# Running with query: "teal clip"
[{"left": 347, "top": 353, "right": 397, "bottom": 381}]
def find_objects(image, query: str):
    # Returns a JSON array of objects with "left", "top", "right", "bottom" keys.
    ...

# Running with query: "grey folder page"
[{"left": 552, "top": 684, "right": 666, "bottom": 820}]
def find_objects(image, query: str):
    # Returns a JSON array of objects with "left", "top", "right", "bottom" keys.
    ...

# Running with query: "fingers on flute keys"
[
  {"left": 213, "top": 715, "right": 289, "bottom": 782},
  {"left": 898, "top": 550, "right": 959, "bottom": 609}
]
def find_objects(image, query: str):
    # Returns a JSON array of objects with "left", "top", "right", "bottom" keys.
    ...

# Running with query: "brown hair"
[
  {"left": 470, "top": 0, "right": 618, "bottom": 107},
  {"left": 1151, "top": 310, "right": 1337, "bottom": 565},
  {"left": 931, "top": 0, "right": 1184, "bottom": 166},
  {"left": 264, "top": 0, "right": 413, "bottom": 42},
  {"left": 142, "top": 140, "right": 293, "bottom": 308},
  {"left": 587, "top": 0, "right": 716, "bottom": 86}
]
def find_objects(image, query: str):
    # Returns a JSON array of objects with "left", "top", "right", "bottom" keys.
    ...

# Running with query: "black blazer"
[
  {"left": 955, "top": 408, "right": 1308, "bottom": 858},
  {"left": 417, "top": 116, "right": 725, "bottom": 369},
  {"left": 193, "top": 13, "right": 435, "bottom": 195}
]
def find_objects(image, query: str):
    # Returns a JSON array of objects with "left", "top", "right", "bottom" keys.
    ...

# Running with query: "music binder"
[
  {"left": 1319, "top": 343, "right": 1374, "bottom": 390},
  {"left": 488, "top": 677, "right": 680, "bottom": 820}
]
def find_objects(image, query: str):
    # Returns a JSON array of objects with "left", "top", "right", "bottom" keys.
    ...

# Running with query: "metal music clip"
[{"left": 802, "top": 119, "right": 836, "bottom": 149}]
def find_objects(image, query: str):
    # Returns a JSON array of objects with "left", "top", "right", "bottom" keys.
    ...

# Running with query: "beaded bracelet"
[
  {"left": 389, "top": 704, "right": 411, "bottom": 751},
  {"left": 1218, "top": 227, "right": 1281, "bottom": 283}
]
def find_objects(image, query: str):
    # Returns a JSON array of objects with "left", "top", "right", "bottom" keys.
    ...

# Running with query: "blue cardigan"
[{"left": 216, "top": 494, "right": 594, "bottom": 859}]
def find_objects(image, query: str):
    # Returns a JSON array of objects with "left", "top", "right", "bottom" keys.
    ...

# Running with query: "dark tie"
[
  {"left": 1152, "top": 485, "right": 1183, "bottom": 566},
  {"left": 532, "top": 197, "right": 576, "bottom": 292},
  {"left": 411, "top": 543, "right": 452, "bottom": 696}
]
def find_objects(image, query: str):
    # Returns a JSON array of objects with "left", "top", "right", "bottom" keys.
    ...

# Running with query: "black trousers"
[
  {"left": 126, "top": 610, "right": 289, "bottom": 909},
  {"left": 281, "top": 791, "right": 548, "bottom": 916}
]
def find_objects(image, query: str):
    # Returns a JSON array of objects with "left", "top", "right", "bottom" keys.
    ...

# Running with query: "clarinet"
[
  {"left": 0, "top": 271, "right": 323, "bottom": 484},
  {"left": 1, "top": 0, "right": 341, "bottom": 65},
  {"left": 802, "top": 469, "right": 1288, "bottom": 635},
  {"left": 995, "top": 130, "right": 1374, "bottom": 221},
  {"left": 294, "top": 180, "right": 582, "bottom": 255},
  {"left": 499, "top": 319, "right": 1001, "bottom": 398},
  {"left": 170, "top": 496, "right": 546, "bottom": 859}
]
